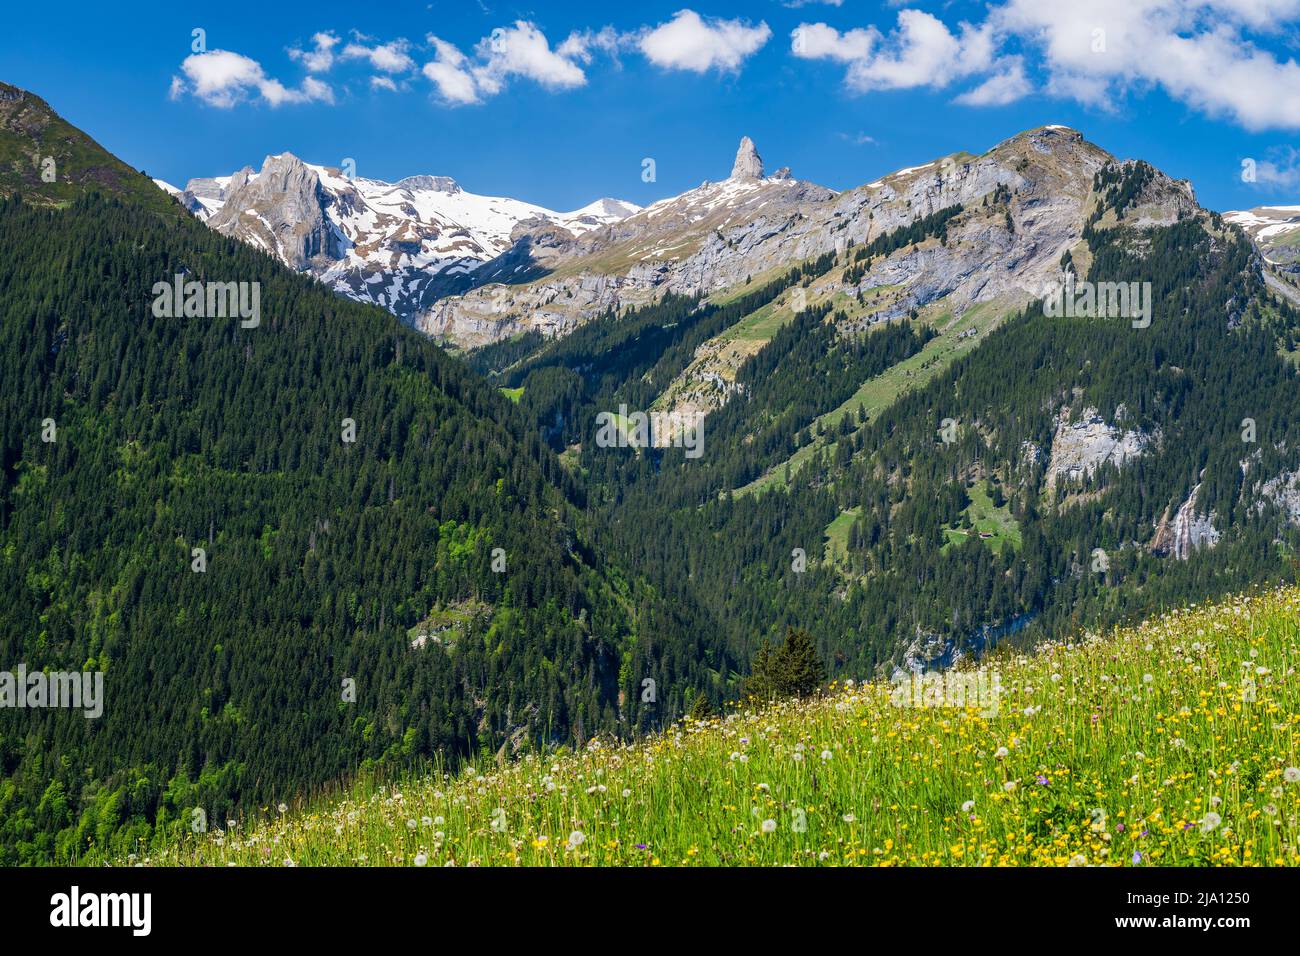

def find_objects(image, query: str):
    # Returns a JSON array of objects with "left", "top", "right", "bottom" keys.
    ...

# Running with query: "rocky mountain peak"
[
  {"left": 730, "top": 136, "right": 764, "bottom": 181},
  {"left": 207, "top": 151, "right": 336, "bottom": 271},
  {"left": 255, "top": 152, "right": 316, "bottom": 187}
]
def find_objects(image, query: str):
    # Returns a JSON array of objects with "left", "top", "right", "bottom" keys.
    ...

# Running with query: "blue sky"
[{"left": 3, "top": 0, "right": 1300, "bottom": 213}]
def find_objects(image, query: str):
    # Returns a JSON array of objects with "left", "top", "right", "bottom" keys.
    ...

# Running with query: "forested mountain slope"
[
  {"left": 478, "top": 160, "right": 1300, "bottom": 680},
  {"left": 0, "top": 105, "right": 718, "bottom": 862},
  {"left": 0, "top": 81, "right": 177, "bottom": 216}
]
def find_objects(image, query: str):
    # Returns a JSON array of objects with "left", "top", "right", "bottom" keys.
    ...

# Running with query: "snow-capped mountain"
[
  {"left": 154, "top": 156, "right": 638, "bottom": 320},
  {"left": 415, "top": 136, "right": 837, "bottom": 344},
  {"left": 1225, "top": 205, "right": 1300, "bottom": 267},
  {"left": 155, "top": 131, "right": 1208, "bottom": 359},
  {"left": 420, "top": 127, "right": 1201, "bottom": 348}
]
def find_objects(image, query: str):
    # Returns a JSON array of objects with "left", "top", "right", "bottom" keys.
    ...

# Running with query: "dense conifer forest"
[{"left": 0, "top": 191, "right": 725, "bottom": 862}]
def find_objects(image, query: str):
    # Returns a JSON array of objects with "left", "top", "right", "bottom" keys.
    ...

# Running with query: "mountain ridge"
[
  {"left": 145, "top": 118, "right": 1282, "bottom": 373},
  {"left": 152, "top": 151, "right": 641, "bottom": 321},
  {"left": 0, "top": 80, "right": 180, "bottom": 215},
  {"left": 418, "top": 126, "right": 1201, "bottom": 348}
]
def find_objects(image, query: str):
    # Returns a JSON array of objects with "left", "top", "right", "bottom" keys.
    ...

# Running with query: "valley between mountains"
[{"left": 4, "top": 75, "right": 1300, "bottom": 863}]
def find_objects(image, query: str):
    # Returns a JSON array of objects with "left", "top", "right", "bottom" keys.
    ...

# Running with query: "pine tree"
[
  {"left": 688, "top": 690, "right": 712, "bottom": 721},
  {"left": 745, "top": 627, "right": 826, "bottom": 700}
]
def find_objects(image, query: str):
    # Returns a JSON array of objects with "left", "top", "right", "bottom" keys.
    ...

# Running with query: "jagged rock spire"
[{"left": 730, "top": 136, "right": 764, "bottom": 180}]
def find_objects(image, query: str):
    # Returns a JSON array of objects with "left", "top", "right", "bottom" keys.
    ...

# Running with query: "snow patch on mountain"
[
  {"left": 1225, "top": 205, "right": 1300, "bottom": 267},
  {"left": 153, "top": 153, "right": 639, "bottom": 320}
]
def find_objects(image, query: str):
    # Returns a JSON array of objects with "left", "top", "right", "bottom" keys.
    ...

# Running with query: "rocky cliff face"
[
  {"left": 1258, "top": 469, "right": 1300, "bottom": 524},
  {"left": 419, "top": 127, "right": 1199, "bottom": 349},
  {"left": 1045, "top": 405, "right": 1154, "bottom": 494},
  {"left": 207, "top": 153, "right": 341, "bottom": 271},
  {"left": 156, "top": 155, "right": 639, "bottom": 321}
]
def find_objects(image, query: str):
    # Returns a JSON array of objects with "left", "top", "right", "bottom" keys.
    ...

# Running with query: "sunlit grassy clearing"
[
  {"left": 943, "top": 480, "right": 1022, "bottom": 553},
  {"left": 823, "top": 507, "right": 861, "bottom": 564}
]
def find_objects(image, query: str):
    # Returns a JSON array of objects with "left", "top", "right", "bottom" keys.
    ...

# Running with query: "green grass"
[
  {"left": 737, "top": 299, "right": 1017, "bottom": 497},
  {"left": 1, "top": 83, "right": 182, "bottom": 217},
  {"left": 499, "top": 386, "right": 524, "bottom": 404},
  {"left": 652, "top": 300, "right": 800, "bottom": 415},
  {"left": 128, "top": 587, "right": 1300, "bottom": 867},
  {"left": 656, "top": 257, "right": 892, "bottom": 414},
  {"left": 823, "top": 507, "right": 861, "bottom": 564},
  {"left": 1265, "top": 228, "right": 1300, "bottom": 249},
  {"left": 943, "top": 480, "right": 1022, "bottom": 553},
  {"left": 726, "top": 300, "right": 788, "bottom": 343}
]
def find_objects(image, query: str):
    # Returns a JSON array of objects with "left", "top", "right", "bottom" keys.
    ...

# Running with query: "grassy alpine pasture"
[{"left": 128, "top": 587, "right": 1300, "bottom": 867}]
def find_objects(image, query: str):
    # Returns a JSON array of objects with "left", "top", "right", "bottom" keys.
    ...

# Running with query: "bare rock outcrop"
[
  {"left": 1046, "top": 406, "right": 1152, "bottom": 493},
  {"left": 730, "top": 136, "right": 764, "bottom": 180},
  {"left": 207, "top": 153, "right": 341, "bottom": 271}
]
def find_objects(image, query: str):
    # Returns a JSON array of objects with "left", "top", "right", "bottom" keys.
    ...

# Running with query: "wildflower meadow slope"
[{"left": 139, "top": 588, "right": 1300, "bottom": 867}]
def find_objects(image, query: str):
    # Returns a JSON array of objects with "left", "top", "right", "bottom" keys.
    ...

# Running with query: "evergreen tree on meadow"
[
  {"left": 688, "top": 689, "right": 713, "bottom": 721},
  {"left": 745, "top": 627, "right": 826, "bottom": 701}
]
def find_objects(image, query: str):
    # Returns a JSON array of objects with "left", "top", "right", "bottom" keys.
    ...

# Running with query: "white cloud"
[
  {"left": 793, "top": 12, "right": 1005, "bottom": 98},
  {"left": 175, "top": 50, "right": 334, "bottom": 108},
  {"left": 796, "top": 1, "right": 1300, "bottom": 129},
  {"left": 847, "top": 11, "right": 996, "bottom": 91},
  {"left": 423, "top": 37, "right": 480, "bottom": 104},
  {"left": 342, "top": 39, "right": 415, "bottom": 74},
  {"left": 791, "top": 23, "right": 876, "bottom": 62},
  {"left": 557, "top": 27, "right": 628, "bottom": 65},
  {"left": 300, "top": 76, "right": 334, "bottom": 104},
  {"left": 639, "top": 10, "right": 772, "bottom": 73},
  {"left": 1248, "top": 146, "right": 1300, "bottom": 188},
  {"left": 422, "top": 22, "right": 587, "bottom": 105},
  {"left": 179, "top": 50, "right": 263, "bottom": 108},
  {"left": 955, "top": 58, "right": 1032, "bottom": 106},
  {"left": 992, "top": 0, "right": 1300, "bottom": 128},
  {"left": 473, "top": 21, "right": 587, "bottom": 94},
  {"left": 289, "top": 32, "right": 340, "bottom": 73},
  {"left": 175, "top": 13, "right": 776, "bottom": 111}
]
